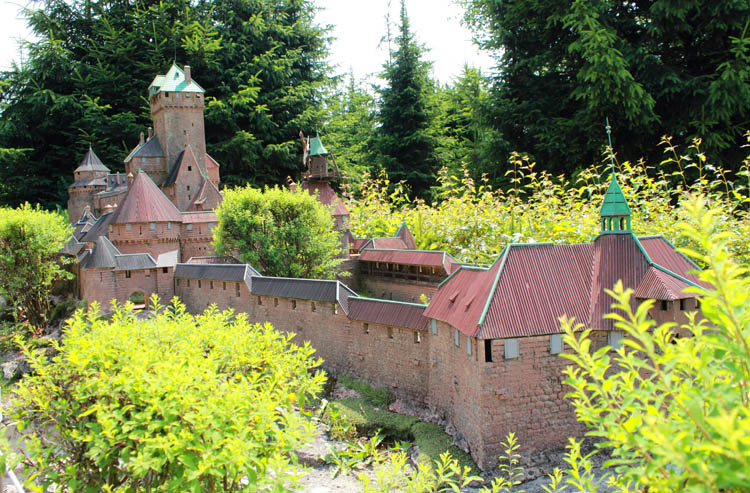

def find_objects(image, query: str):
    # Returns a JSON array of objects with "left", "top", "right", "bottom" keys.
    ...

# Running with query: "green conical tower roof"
[
  {"left": 599, "top": 173, "right": 631, "bottom": 232},
  {"left": 308, "top": 133, "right": 328, "bottom": 156},
  {"left": 600, "top": 173, "right": 631, "bottom": 216}
]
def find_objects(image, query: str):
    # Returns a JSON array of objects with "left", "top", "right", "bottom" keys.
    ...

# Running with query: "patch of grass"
[
  {"left": 339, "top": 374, "right": 393, "bottom": 408},
  {"left": 328, "top": 397, "right": 478, "bottom": 474},
  {"left": 411, "top": 422, "right": 476, "bottom": 473}
]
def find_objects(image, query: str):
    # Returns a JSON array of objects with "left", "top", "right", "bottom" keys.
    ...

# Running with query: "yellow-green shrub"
[
  {"left": 561, "top": 195, "right": 750, "bottom": 491},
  {"left": 10, "top": 297, "right": 325, "bottom": 492}
]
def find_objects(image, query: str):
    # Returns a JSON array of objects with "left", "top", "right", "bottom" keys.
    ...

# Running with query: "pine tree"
[{"left": 374, "top": 0, "right": 437, "bottom": 198}]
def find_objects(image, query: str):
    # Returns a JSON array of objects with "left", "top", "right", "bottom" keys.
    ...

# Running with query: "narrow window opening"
[
  {"left": 257, "top": 296, "right": 262, "bottom": 305},
  {"left": 504, "top": 338, "right": 519, "bottom": 359},
  {"left": 454, "top": 328, "right": 460, "bottom": 347},
  {"left": 431, "top": 319, "right": 438, "bottom": 335},
  {"left": 187, "top": 166, "right": 192, "bottom": 171},
  {"left": 187, "top": 279, "right": 190, "bottom": 287},
  {"left": 291, "top": 300, "right": 297, "bottom": 310},
  {"left": 387, "top": 327, "right": 394, "bottom": 339},
  {"left": 484, "top": 340, "right": 493, "bottom": 362},
  {"left": 311, "top": 302, "right": 316, "bottom": 312},
  {"left": 414, "top": 331, "right": 421, "bottom": 344},
  {"left": 198, "top": 280, "right": 201, "bottom": 288},
  {"left": 162, "top": 267, "right": 168, "bottom": 274},
  {"left": 333, "top": 303, "right": 338, "bottom": 314},
  {"left": 466, "top": 336, "right": 471, "bottom": 355},
  {"left": 209, "top": 281, "right": 213, "bottom": 289},
  {"left": 364, "top": 323, "right": 369, "bottom": 334},
  {"left": 661, "top": 300, "right": 669, "bottom": 311},
  {"left": 223, "top": 282, "right": 226, "bottom": 290},
  {"left": 125, "top": 270, "right": 132, "bottom": 279},
  {"left": 679, "top": 299, "right": 686, "bottom": 311},
  {"left": 550, "top": 334, "right": 563, "bottom": 354},
  {"left": 274, "top": 298, "right": 279, "bottom": 307}
]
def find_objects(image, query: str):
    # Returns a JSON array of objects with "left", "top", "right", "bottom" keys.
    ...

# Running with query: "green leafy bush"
[
  {"left": 213, "top": 185, "right": 344, "bottom": 279},
  {"left": 0, "top": 203, "right": 71, "bottom": 331},
  {"left": 347, "top": 136, "right": 750, "bottom": 266},
  {"left": 10, "top": 297, "right": 325, "bottom": 491},
  {"left": 561, "top": 194, "right": 750, "bottom": 491}
]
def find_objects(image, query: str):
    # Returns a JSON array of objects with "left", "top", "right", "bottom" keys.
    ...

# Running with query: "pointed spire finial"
[{"left": 605, "top": 117, "right": 615, "bottom": 173}]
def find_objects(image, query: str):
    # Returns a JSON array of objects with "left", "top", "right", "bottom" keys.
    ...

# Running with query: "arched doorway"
[{"left": 128, "top": 291, "right": 147, "bottom": 310}]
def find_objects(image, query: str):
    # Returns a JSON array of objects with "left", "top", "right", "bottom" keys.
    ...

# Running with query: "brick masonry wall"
[
  {"left": 476, "top": 331, "right": 609, "bottom": 469},
  {"left": 426, "top": 321, "right": 485, "bottom": 464},
  {"left": 360, "top": 277, "right": 438, "bottom": 303},
  {"left": 174, "top": 280, "right": 432, "bottom": 403}
]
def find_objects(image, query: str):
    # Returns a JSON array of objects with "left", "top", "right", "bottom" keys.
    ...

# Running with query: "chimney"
[
  {"left": 184, "top": 65, "right": 192, "bottom": 85},
  {"left": 139, "top": 132, "right": 145, "bottom": 145},
  {"left": 147, "top": 127, "right": 153, "bottom": 139}
]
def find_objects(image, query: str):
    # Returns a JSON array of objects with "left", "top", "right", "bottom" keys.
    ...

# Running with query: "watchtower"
[{"left": 148, "top": 63, "right": 206, "bottom": 181}]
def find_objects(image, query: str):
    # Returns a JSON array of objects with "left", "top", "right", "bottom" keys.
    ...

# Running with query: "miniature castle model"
[{"left": 64, "top": 66, "right": 706, "bottom": 470}]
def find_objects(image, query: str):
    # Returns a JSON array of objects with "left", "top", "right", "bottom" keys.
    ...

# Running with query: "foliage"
[
  {"left": 322, "top": 73, "right": 378, "bottom": 193},
  {"left": 0, "top": 203, "right": 71, "bottom": 331},
  {"left": 461, "top": 0, "right": 750, "bottom": 174},
  {"left": 360, "top": 450, "right": 481, "bottom": 493},
  {"left": 347, "top": 137, "right": 750, "bottom": 266},
  {"left": 213, "top": 185, "right": 344, "bottom": 279},
  {"left": 339, "top": 374, "right": 393, "bottom": 409},
  {"left": 480, "top": 433, "right": 524, "bottom": 492},
  {"left": 323, "top": 431, "right": 387, "bottom": 478},
  {"left": 429, "top": 66, "right": 504, "bottom": 185},
  {"left": 0, "top": 0, "right": 329, "bottom": 207},
  {"left": 10, "top": 297, "right": 325, "bottom": 492},
  {"left": 560, "top": 194, "right": 750, "bottom": 491},
  {"left": 373, "top": 0, "right": 437, "bottom": 198}
]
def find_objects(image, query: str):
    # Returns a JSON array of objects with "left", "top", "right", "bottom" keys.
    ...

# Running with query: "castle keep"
[{"left": 64, "top": 65, "right": 706, "bottom": 469}]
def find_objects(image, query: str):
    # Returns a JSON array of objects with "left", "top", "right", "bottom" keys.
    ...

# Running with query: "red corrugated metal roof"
[
  {"left": 371, "top": 238, "right": 409, "bottom": 249},
  {"left": 638, "top": 236, "right": 709, "bottom": 288},
  {"left": 352, "top": 238, "right": 369, "bottom": 251},
  {"left": 348, "top": 297, "right": 429, "bottom": 331},
  {"left": 635, "top": 267, "right": 694, "bottom": 300},
  {"left": 587, "top": 234, "right": 650, "bottom": 331},
  {"left": 481, "top": 243, "right": 595, "bottom": 339},
  {"left": 425, "top": 232, "right": 705, "bottom": 340},
  {"left": 108, "top": 171, "right": 182, "bottom": 224},
  {"left": 423, "top": 260, "right": 502, "bottom": 336},
  {"left": 181, "top": 211, "right": 217, "bottom": 223},
  {"left": 395, "top": 223, "right": 417, "bottom": 249},
  {"left": 302, "top": 181, "right": 349, "bottom": 216},
  {"left": 359, "top": 249, "right": 455, "bottom": 270}
]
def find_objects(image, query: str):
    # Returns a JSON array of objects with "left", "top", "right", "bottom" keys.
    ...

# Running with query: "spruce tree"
[
  {"left": 463, "top": 0, "right": 750, "bottom": 174},
  {"left": 374, "top": 0, "right": 437, "bottom": 198}
]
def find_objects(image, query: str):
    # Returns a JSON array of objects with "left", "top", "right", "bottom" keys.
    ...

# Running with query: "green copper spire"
[
  {"left": 308, "top": 132, "right": 328, "bottom": 156},
  {"left": 599, "top": 119, "right": 631, "bottom": 232}
]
